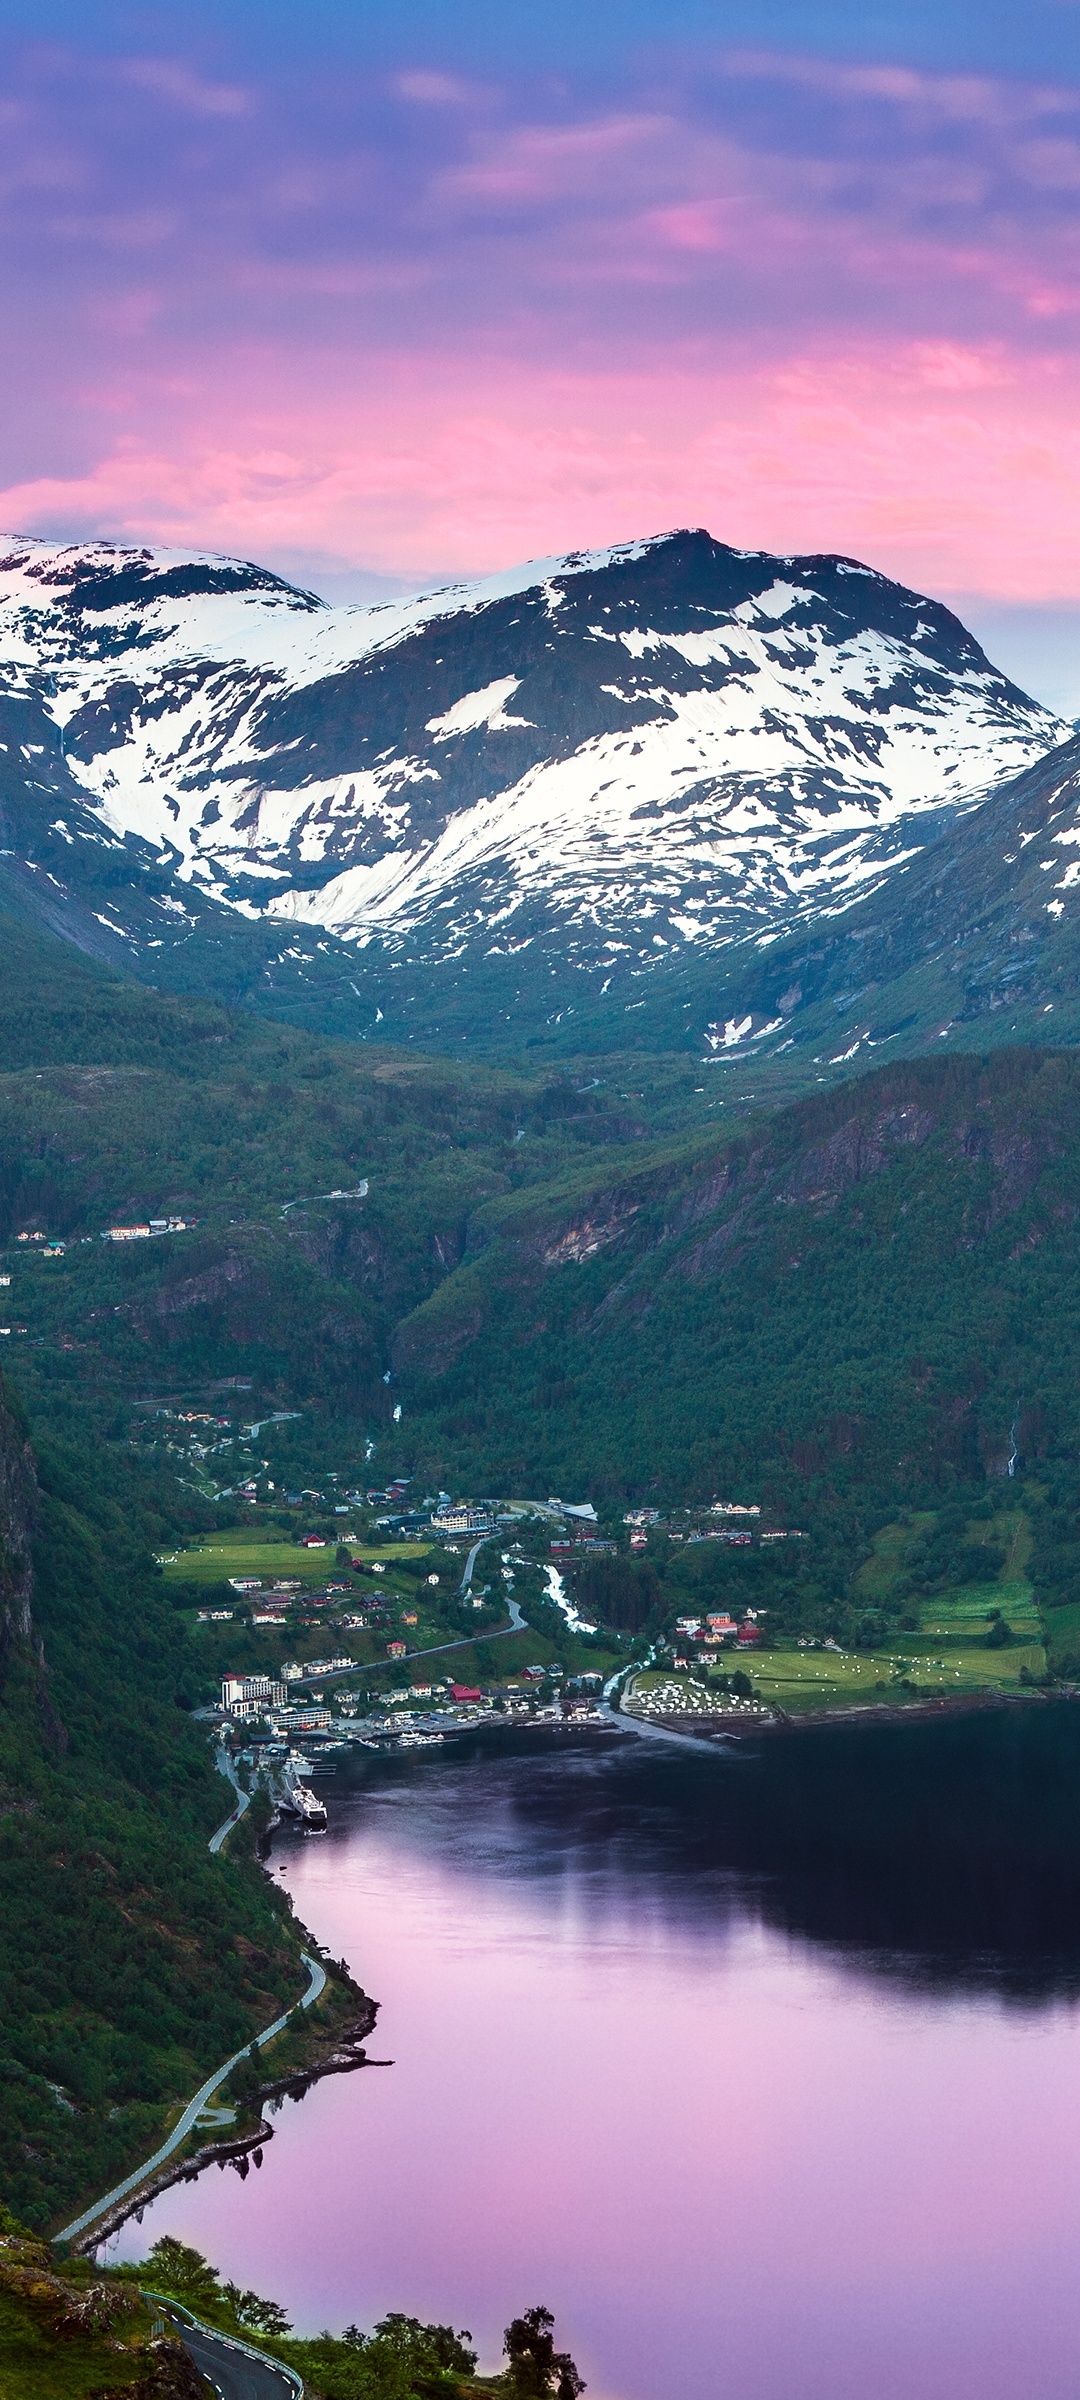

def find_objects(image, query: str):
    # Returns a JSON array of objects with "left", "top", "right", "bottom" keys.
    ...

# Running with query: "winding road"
[
  {"left": 56, "top": 1950, "right": 328, "bottom": 2245},
  {"left": 460, "top": 1540, "right": 484, "bottom": 1590},
  {"left": 157, "top": 2299, "right": 303, "bottom": 2399},
  {"left": 57, "top": 1756, "right": 328, "bottom": 2246},
  {"left": 290, "top": 1606, "right": 529, "bottom": 1689},
  {"left": 208, "top": 1749, "right": 251, "bottom": 1853}
]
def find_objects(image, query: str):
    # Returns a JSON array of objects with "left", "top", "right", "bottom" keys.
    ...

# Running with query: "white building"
[
  {"left": 430, "top": 1504, "right": 493, "bottom": 1535},
  {"left": 221, "top": 1674, "right": 287, "bottom": 1716}
]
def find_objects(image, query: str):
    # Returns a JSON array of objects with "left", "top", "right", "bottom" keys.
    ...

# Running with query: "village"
[
  {"left": 151, "top": 1465, "right": 1049, "bottom": 1770},
  {"left": 179, "top": 1486, "right": 791, "bottom": 1749}
]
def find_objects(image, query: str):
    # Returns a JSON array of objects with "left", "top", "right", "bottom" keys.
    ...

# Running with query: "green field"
[
  {"left": 160, "top": 1532, "right": 430, "bottom": 1584},
  {"left": 641, "top": 1509, "right": 1047, "bottom": 1716},
  {"left": 631, "top": 1635, "right": 1048, "bottom": 1720},
  {"left": 746, "top": 1635, "right": 1045, "bottom": 1715}
]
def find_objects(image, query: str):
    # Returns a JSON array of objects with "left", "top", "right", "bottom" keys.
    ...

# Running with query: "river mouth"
[{"left": 112, "top": 1710, "right": 1080, "bottom": 2399}]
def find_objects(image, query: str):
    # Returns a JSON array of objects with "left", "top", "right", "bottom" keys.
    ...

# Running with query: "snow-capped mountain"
[
  {"left": 684, "top": 723, "right": 1080, "bottom": 1072},
  {"left": 0, "top": 528, "right": 1061, "bottom": 1018}
]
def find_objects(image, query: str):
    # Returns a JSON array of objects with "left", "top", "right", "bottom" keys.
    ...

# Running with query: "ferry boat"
[
  {"left": 280, "top": 1753, "right": 328, "bottom": 1828},
  {"left": 281, "top": 1778, "right": 327, "bottom": 1829}
]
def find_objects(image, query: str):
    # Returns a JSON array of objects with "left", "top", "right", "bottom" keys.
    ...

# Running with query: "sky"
[{"left": 5, "top": 2, "right": 1080, "bottom": 703}]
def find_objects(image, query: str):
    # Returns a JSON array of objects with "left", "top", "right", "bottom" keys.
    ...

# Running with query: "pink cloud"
[
  {"left": 9, "top": 32, "right": 1080, "bottom": 619},
  {"left": 118, "top": 59, "right": 253, "bottom": 119},
  {"left": 442, "top": 114, "right": 673, "bottom": 204},
  {"left": 7, "top": 338, "right": 1080, "bottom": 601},
  {"left": 646, "top": 202, "right": 734, "bottom": 253},
  {"left": 395, "top": 72, "right": 490, "bottom": 108},
  {"left": 720, "top": 49, "right": 1073, "bottom": 129}
]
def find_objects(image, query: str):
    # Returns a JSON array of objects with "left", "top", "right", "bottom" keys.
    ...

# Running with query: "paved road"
[
  {"left": 290, "top": 1611, "right": 529, "bottom": 1689},
  {"left": 161, "top": 2302, "right": 302, "bottom": 2400},
  {"left": 208, "top": 1749, "right": 251, "bottom": 1853},
  {"left": 460, "top": 1540, "right": 484, "bottom": 1590},
  {"left": 57, "top": 1950, "right": 328, "bottom": 2243}
]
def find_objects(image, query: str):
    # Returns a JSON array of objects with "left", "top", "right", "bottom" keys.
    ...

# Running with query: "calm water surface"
[{"left": 114, "top": 1716, "right": 1080, "bottom": 2398}]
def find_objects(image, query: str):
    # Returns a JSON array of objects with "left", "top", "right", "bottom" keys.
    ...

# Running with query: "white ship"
[{"left": 280, "top": 1755, "right": 327, "bottom": 1829}]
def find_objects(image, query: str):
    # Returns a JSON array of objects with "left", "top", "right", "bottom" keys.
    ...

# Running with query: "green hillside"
[
  {"left": 390, "top": 1047, "right": 1080, "bottom": 1501},
  {"left": 9, "top": 911, "right": 1080, "bottom": 2250},
  {"left": 0, "top": 1376, "right": 366, "bottom": 2235}
]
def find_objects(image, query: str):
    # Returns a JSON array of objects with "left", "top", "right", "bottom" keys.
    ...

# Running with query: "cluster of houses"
[
  {"left": 674, "top": 1611, "right": 764, "bottom": 1654},
  {"left": 620, "top": 1502, "right": 802, "bottom": 1554},
  {"left": 102, "top": 1217, "right": 193, "bottom": 1242}
]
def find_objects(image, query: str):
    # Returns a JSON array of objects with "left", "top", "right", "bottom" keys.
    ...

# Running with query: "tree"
[
  {"left": 143, "top": 2237, "right": 223, "bottom": 2313},
  {"left": 373, "top": 2312, "right": 476, "bottom": 2374},
  {"left": 225, "top": 2042, "right": 263, "bottom": 2108},
  {"left": 223, "top": 2282, "right": 292, "bottom": 2336},
  {"left": 504, "top": 2305, "right": 585, "bottom": 2399}
]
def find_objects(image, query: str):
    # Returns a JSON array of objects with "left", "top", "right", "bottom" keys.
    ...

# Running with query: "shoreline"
[
  {"left": 73, "top": 1687, "right": 1079, "bottom": 2254},
  {"left": 764, "top": 1683, "right": 1062, "bottom": 1738},
  {"left": 74, "top": 1992, "right": 381, "bottom": 2255},
  {"left": 610, "top": 1681, "right": 1066, "bottom": 1747}
]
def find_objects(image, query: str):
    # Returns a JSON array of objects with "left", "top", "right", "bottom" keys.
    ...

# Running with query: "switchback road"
[{"left": 159, "top": 2301, "right": 302, "bottom": 2400}]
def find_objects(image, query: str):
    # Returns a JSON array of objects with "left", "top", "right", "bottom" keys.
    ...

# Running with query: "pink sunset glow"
[
  {"left": 6, "top": 19, "right": 1080, "bottom": 605},
  {"left": 6, "top": 341, "right": 1080, "bottom": 600}
]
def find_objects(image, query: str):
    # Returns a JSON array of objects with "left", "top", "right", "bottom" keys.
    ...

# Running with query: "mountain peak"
[{"left": 0, "top": 525, "right": 1064, "bottom": 1046}]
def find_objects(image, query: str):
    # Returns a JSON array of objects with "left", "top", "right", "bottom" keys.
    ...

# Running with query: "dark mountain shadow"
[{"left": 338, "top": 1705, "right": 1080, "bottom": 2010}]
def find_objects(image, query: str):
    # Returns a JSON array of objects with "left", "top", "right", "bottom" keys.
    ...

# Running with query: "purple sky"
[{"left": 5, "top": 4, "right": 1080, "bottom": 696}]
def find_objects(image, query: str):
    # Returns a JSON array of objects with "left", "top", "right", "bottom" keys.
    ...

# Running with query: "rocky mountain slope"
[
  {"left": 665, "top": 729, "right": 1080, "bottom": 1091},
  {"left": 0, "top": 528, "right": 1061, "bottom": 1048}
]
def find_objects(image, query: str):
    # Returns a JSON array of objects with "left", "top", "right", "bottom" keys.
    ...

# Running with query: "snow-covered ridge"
[
  {"left": 0, "top": 529, "right": 676, "bottom": 688},
  {"left": 0, "top": 527, "right": 1064, "bottom": 982}
]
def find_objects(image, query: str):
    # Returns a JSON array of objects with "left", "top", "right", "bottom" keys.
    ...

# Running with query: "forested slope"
[
  {"left": 392, "top": 1047, "right": 1080, "bottom": 1509},
  {"left": 0, "top": 1376, "right": 329, "bottom": 2233}
]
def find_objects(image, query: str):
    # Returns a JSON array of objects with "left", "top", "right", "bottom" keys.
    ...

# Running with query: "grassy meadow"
[
  {"left": 160, "top": 1529, "right": 430, "bottom": 1584},
  {"left": 749, "top": 1506, "right": 1044, "bottom": 1714}
]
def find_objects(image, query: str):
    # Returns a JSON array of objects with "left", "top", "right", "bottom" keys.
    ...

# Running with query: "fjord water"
[{"left": 116, "top": 1712, "right": 1080, "bottom": 2399}]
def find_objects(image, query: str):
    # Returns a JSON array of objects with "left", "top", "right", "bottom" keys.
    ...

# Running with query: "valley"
[{"left": 5, "top": 535, "right": 1080, "bottom": 2397}]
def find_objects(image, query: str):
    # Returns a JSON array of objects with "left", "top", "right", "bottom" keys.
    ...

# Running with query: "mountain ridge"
[{"left": 0, "top": 526, "right": 1062, "bottom": 1053}]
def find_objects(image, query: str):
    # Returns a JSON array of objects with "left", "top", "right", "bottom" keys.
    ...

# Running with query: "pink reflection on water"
[{"left": 113, "top": 1754, "right": 1080, "bottom": 2400}]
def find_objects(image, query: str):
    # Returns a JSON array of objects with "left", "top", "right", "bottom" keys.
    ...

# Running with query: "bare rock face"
[
  {"left": 0, "top": 2228, "right": 203, "bottom": 2397},
  {"left": 97, "top": 2336, "right": 209, "bottom": 2399}
]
